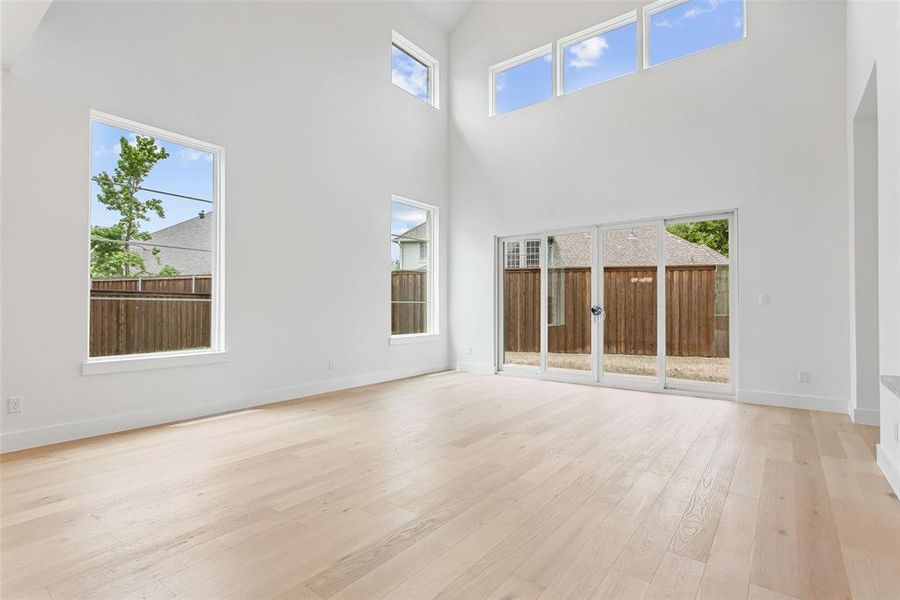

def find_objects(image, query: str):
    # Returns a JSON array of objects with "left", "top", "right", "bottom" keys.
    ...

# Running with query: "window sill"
[
  {"left": 390, "top": 334, "right": 441, "bottom": 346},
  {"left": 82, "top": 350, "right": 229, "bottom": 376}
]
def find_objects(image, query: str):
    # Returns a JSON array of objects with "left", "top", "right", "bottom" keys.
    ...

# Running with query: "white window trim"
[
  {"left": 642, "top": 0, "right": 747, "bottom": 70},
  {"left": 488, "top": 43, "right": 553, "bottom": 117},
  {"left": 84, "top": 110, "right": 226, "bottom": 374},
  {"left": 556, "top": 11, "right": 637, "bottom": 96},
  {"left": 392, "top": 30, "right": 440, "bottom": 109},
  {"left": 390, "top": 194, "right": 439, "bottom": 340}
]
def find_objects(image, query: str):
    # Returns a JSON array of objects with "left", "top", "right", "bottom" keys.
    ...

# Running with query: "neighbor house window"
[
  {"left": 89, "top": 111, "right": 223, "bottom": 359},
  {"left": 644, "top": 0, "right": 746, "bottom": 68},
  {"left": 505, "top": 241, "right": 521, "bottom": 269},
  {"left": 558, "top": 12, "right": 637, "bottom": 95},
  {"left": 525, "top": 240, "right": 541, "bottom": 267},
  {"left": 392, "top": 30, "right": 440, "bottom": 108},
  {"left": 490, "top": 44, "right": 553, "bottom": 116},
  {"left": 391, "top": 196, "right": 438, "bottom": 336}
]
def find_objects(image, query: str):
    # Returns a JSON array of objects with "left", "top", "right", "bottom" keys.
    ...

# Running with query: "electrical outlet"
[
  {"left": 797, "top": 371, "right": 809, "bottom": 384},
  {"left": 328, "top": 359, "right": 336, "bottom": 371},
  {"left": 758, "top": 294, "right": 769, "bottom": 305},
  {"left": 467, "top": 347, "right": 473, "bottom": 356},
  {"left": 7, "top": 397, "right": 23, "bottom": 414}
]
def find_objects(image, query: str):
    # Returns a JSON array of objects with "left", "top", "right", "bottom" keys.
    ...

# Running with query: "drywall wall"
[
  {"left": 1, "top": 1, "right": 449, "bottom": 450},
  {"left": 448, "top": 0, "right": 850, "bottom": 411},
  {"left": 846, "top": 0, "right": 900, "bottom": 494}
]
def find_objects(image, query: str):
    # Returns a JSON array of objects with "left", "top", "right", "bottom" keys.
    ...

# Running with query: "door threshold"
[{"left": 496, "top": 369, "right": 735, "bottom": 402}]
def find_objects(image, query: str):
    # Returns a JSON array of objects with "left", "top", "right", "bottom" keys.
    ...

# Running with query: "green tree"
[
  {"left": 665, "top": 219, "right": 729, "bottom": 256},
  {"left": 91, "top": 135, "right": 179, "bottom": 277}
]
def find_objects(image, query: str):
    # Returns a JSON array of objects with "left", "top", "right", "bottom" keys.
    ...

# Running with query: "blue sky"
[
  {"left": 391, "top": 201, "right": 427, "bottom": 264},
  {"left": 91, "top": 121, "right": 213, "bottom": 233},
  {"left": 391, "top": 46, "right": 429, "bottom": 101},
  {"left": 496, "top": 0, "right": 744, "bottom": 113}
]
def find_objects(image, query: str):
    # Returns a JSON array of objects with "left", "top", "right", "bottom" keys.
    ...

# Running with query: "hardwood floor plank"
[{"left": 1, "top": 372, "right": 897, "bottom": 599}]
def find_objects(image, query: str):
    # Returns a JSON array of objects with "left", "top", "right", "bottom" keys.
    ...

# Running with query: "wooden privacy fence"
[
  {"left": 90, "top": 276, "right": 211, "bottom": 357},
  {"left": 391, "top": 270, "right": 427, "bottom": 335},
  {"left": 504, "top": 266, "right": 729, "bottom": 357}
]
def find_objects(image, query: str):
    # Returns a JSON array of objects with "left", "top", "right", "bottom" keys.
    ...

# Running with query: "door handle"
[{"left": 591, "top": 305, "right": 603, "bottom": 317}]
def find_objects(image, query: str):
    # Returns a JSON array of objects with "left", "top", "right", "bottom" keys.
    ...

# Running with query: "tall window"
[
  {"left": 89, "top": 112, "right": 223, "bottom": 359},
  {"left": 644, "top": 0, "right": 746, "bottom": 67},
  {"left": 391, "top": 196, "right": 437, "bottom": 336},
  {"left": 391, "top": 30, "right": 440, "bottom": 108},
  {"left": 558, "top": 12, "right": 637, "bottom": 95},
  {"left": 490, "top": 44, "right": 553, "bottom": 116}
]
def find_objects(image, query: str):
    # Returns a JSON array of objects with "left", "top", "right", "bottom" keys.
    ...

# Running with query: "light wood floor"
[{"left": 2, "top": 372, "right": 898, "bottom": 599}]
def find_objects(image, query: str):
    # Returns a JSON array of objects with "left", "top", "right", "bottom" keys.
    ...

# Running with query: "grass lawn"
[{"left": 504, "top": 352, "right": 730, "bottom": 383}]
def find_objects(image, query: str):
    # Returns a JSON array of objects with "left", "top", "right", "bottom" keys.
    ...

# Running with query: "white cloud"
[
  {"left": 177, "top": 148, "right": 213, "bottom": 163},
  {"left": 733, "top": 16, "right": 742, "bottom": 28},
  {"left": 656, "top": 18, "right": 673, "bottom": 28},
  {"left": 568, "top": 35, "right": 609, "bottom": 69},
  {"left": 684, "top": 0, "right": 722, "bottom": 19}
]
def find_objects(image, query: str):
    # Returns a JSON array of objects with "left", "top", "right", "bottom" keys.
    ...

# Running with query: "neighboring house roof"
[
  {"left": 138, "top": 212, "right": 212, "bottom": 276},
  {"left": 396, "top": 222, "right": 429, "bottom": 243},
  {"left": 546, "top": 229, "right": 728, "bottom": 268}
]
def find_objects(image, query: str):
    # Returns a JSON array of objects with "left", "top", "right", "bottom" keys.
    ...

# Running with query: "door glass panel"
[
  {"left": 602, "top": 226, "right": 658, "bottom": 378},
  {"left": 664, "top": 218, "right": 730, "bottom": 384},
  {"left": 547, "top": 232, "right": 592, "bottom": 372},
  {"left": 502, "top": 239, "right": 541, "bottom": 367}
]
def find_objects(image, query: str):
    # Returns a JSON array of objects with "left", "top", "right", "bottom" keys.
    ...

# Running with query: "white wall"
[
  {"left": 448, "top": 0, "right": 850, "bottom": 411},
  {"left": 846, "top": 0, "right": 900, "bottom": 494},
  {"left": 1, "top": 1, "right": 449, "bottom": 450}
]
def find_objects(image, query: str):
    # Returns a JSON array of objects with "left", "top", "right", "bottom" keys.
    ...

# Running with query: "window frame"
[
  {"left": 488, "top": 43, "right": 553, "bottom": 117},
  {"left": 390, "top": 194, "right": 439, "bottom": 343},
  {"left": 83, "top": 110, "right": 226, "bottom": 375},
  {"left": 642, "top": 0, "right": 747, "bottom": 70},
  {"left": 556, "top": 10, "right": 638, "bottom": 96},
  {"left": 391, "top": 30, "right": 440, "bottom": 109}
]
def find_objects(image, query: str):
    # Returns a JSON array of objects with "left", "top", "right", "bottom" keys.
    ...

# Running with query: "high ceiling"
[{"left": 408, "top": 0, "right": 475, "bottom": 33}]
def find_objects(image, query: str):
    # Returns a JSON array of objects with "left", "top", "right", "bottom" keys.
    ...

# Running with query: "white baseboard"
[
  {"left": 736, "top": 389, "right": 848, "bottom": 414},
  {"left": 0, "top": 362, "right": 453, "bottom": 453},
  {"left": 456, "top": 361, "right": 496, "bottom": 375},
  {"left": 852, "top": 406, "right": 881, "bottom": 426},
  {"left": 876, "top": 444, "right": 900, "bottom": 499}
]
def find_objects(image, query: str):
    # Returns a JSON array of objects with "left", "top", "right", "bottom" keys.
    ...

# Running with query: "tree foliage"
[
  {"left": 665, "top": 219, "right": 729, "bottom": 256},
  {"left": 91, "top": 135, "right": 180, "bottom": 277}
]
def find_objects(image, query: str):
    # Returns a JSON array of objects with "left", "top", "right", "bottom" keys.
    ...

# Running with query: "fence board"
[{"left": 504, "top": 266, "right": 728, "bottom": 358}]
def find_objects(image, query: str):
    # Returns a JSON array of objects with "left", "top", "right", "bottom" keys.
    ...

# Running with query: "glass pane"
[
  {"left": 648, "top": 0, "right": 744, "bottom": 67},
  {"left": 603, "top": 226, "right": 658, "bottom": 377},
  {"left": 90, "top": 120, "right": 214, "bottom": 357},
  {"left": 664, "top": 219, "right": 730, "bottom": 384},
  {"left": 547, "top": 232, "right": 592, "bottom": 372},
  {"left": 503, "top": 239, "right": 541, "bottom": 367},
  {"left": 391, "top": 201, "right": 430, "bottom": 334},
  {"left": 563, "top": 21, "right": 637, "bottom": 94},
  {"left": 494, "top": 53, "right": 552, "bottom": 115},
  {"left": 392, "top": 45, "right": 429, "bottom": 102}
]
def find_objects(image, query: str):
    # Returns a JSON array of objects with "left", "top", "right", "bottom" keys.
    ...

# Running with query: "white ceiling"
[
  {"left": 408, "top": 0, "right": 475, "bottom": 33},
  {"left": 2, "top": 0, "right": 53, "bottom": 70}
]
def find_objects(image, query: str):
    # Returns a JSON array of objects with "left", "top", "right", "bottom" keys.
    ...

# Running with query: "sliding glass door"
[
  {"left": 498, "top": 212, "right": 735, "bottom": 395},
  {"left": 599, "top": 222, "right": 664, "bottom": 388}
]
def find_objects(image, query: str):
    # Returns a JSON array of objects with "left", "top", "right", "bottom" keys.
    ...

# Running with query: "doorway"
[{"left": 497, "top": 213, "right": 736, "bottom": 395}]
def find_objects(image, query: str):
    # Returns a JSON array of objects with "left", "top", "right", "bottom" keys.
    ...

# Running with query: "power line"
[{"left": 91, "top": 177, "right": 213, "bottom": 204}]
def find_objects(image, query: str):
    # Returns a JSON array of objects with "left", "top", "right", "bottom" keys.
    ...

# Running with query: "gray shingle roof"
[
  {"left": 137, "top": 212, "right": 212, "bottom": 276},
  {"left": 396, "top": 222, "right": 429, "bottom": 243},
  {"left": 546, "top": 229, "right": 727, "bottom": 268}
]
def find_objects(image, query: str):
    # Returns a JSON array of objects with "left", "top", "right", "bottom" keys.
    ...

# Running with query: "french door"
[{"left": 498, "top": 213, "right": 735, "bottom": 395}]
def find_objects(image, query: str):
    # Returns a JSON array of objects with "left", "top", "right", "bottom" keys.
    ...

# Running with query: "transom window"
[
  {"left": 558, "top": 12, "right": 638, "bottom": 95},
  {"left": 644, "top": 0, "right": 746, "bottom": 68},
  {"left": 89, "top": 111, "right": 223, "bottom": 359},
  {"left": 490, "top": 44, "right": 553, "bottom": 116},
  {"left": 391, "top": 30, "right": 439, "bottom": 108}
]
